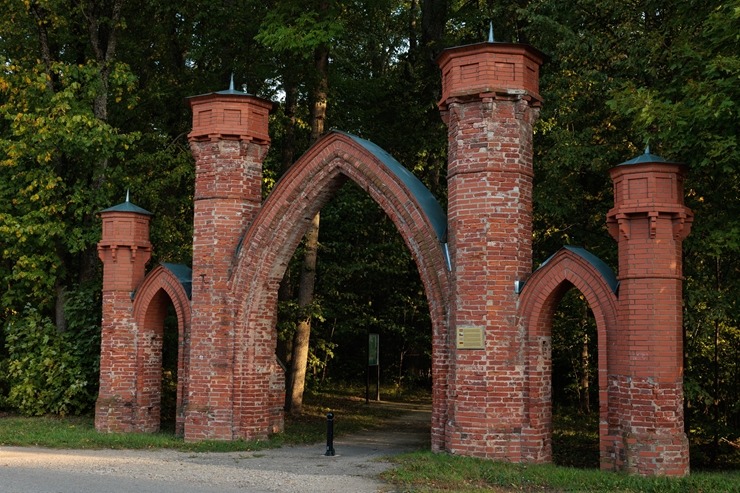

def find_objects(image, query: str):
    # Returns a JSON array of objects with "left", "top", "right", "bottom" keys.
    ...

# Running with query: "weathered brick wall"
[
  {"left": 186, "top": 140, "right": 268, "bottom": 440},
  {"left": 517, "top": 249, "right": 619, "bottom": 466},
  {"left": 134, "top": 289, "right": 167, "bottom": 432},
  {"left": 132, "top": 265, "right": 192, "bottom": 436},
  {"left": 439, "top": 41, "right": 544, "bottom": 460}
]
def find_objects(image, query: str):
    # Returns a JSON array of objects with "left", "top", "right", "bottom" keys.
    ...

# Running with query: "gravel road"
[{"left": 0, "top": 402, "right": 430, "bottom": 493}]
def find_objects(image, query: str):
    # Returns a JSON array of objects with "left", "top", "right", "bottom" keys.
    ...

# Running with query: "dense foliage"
[{"left": 0, "top": 0, "right": 738, "bottom": 467}]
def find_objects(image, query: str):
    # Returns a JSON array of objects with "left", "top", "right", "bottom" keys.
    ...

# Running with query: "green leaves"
[
  {"left": 0, "top": 60, "right": 138, "bottom": 314},
  {"left": 522, "top": 0, "right": 740, "bottom": 460},
  {"left": 256, "top": 8, "right": 344, "bottom": 54},
  {"left": 2, "top": 305, "right": 95, "bottom": 416}
]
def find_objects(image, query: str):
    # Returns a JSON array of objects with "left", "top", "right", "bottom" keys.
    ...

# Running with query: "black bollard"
[{"left": 325, "top": 412, "right": 335, "bottom": 456}]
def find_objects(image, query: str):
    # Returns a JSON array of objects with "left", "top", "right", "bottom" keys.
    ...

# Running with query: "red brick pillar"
[
  {"left": 606, "top": 151, "right": 693, "bottom": 476},
  {"left": 185, "top": 85, "right": 273, "bottom": 440},
  {"left": 96, "top": 199, "right": 152, "bottom": 432},
  {"left": 438, "top": 42, "right": 544, "bottom": 459}
]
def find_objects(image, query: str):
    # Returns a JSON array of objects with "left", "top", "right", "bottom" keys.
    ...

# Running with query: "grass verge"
[
  {"left": 382, "top": 451, "right": 740, "bottom": 492},
  {"left": 0, "top": 389, "right": 408, "bottom": 452},
  {"left": 4, "top": 389, "right": 739, "bottom": 492}
]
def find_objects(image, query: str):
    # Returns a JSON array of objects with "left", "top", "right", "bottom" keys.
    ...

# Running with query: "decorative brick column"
[
  {"left": 606, "top": 150, "right": 693, "bottom": 476},
  {"left": 96, "top": 198, "right": 152, "bottom": 432},
  {"left": 185, "top": 83, "right": 273, "bottom": 440},
  {"left": 438, "top": 41, "right": 544, "bottom": 459}
]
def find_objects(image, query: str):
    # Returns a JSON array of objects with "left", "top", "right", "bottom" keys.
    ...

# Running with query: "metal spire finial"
[
  {"left": 229, "top": 73, "right": 235, "bottom": 92},
  {"left": 488, "top": 21, "right": 495, "bottom": 43},
  {"left": 645, "top": 144, "right": 651, "bottom": 155},
  {"left": 125, "top": 189, "right": 130, "bottom": 202}
]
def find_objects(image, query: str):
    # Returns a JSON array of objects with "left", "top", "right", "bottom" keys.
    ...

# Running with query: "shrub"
[{"left": 3, "top": 304, "right": 94, "bottom": 416}]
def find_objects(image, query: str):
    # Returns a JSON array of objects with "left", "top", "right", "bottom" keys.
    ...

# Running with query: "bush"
[
  {"left": 62, "top": 283, "right": 101, "bottom": 402},
  {"left": 3, "top": 304, "right": 94, "bottom": 416}
]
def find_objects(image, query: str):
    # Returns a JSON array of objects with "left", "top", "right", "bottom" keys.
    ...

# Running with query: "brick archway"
[
  {"left": 131, "top": 264, "right": 192, "bottom": 436},
  {"left": 98, "top": 39, "right": 692, "bottom": 476},
  {"left": 517, "top": 246, "right": 619, "bottom": 467},
  {"left": 227, "top": 131, "right": 450, "bottom": 447}
]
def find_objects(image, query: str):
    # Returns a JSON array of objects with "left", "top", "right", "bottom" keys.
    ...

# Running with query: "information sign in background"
[{"left": 368, "top": 333, "right": 379, "bottom": 366}]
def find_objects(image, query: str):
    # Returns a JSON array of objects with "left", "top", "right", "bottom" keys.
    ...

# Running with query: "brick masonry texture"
[{"left": 96, "top": 41, "right": 693, "bottom": 477}]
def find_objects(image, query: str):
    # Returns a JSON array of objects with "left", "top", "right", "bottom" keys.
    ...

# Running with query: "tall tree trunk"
[
  {"left": 28, "top": 2, "right": 55, "bottom": 90},
  {"left": 579, "top": 330, "right": 590, "bottom": 414},
  {"left": 711, "top": 256, "right": 722, "bottom": 464},
  {"left": 288, "top": 212, "right": 321, "bottom": 414},
  {"left": 578, "top": 302, "right": 590, "bottom": 414},
  {"left": 421, "top": 0, "right": 448, "bottom": 51},
  {"left": 409, "top": 0, "right": 418, "bottom": 53},
  {"left": 278, "top": 75, "right": 298, "bottom": 394},
  {"left": 68, "top": 0, "right": 123, "bottom": 329},
  {"left": 31, "top": 0, "right": 123, "bottom": 330},
  {"left": 287, "top": 37, "right": 329, "bottom": 415}
]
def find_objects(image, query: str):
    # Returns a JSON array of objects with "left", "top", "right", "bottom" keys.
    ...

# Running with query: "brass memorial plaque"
[{"left": 457, "top": 326, "right": 485, "bottom": 349}]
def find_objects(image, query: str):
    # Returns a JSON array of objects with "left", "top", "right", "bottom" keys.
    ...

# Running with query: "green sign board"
[{"left": 368, "top": 333, "right": 379, "bottom": 366}]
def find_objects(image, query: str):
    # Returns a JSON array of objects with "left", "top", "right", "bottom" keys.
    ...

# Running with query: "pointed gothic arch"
[
  {"left": 227, "top": 131, "right": 451, "bottom": 448},
  {"left": 517, "top": 247, "right": 619, "bottom": 467},
  {"left": 131, "top": 263, "right": 192, "bottom": 436}
]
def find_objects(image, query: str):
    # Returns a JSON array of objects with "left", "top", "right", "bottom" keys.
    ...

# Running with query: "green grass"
[
  {"left": 0, "top": 388, "right": 414, "bottom": 451},
  {"left": 380, "top": 404, "right": 740, "bottom": 492},
  {"left": 383, "top": 452, "right": 740, "bottom": 492},
  {"left": 4, "top": 390, "right": 740, "bottom": 492}
]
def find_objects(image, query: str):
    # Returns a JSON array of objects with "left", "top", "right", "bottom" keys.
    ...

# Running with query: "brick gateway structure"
[{"left": 95, "top": 39, "right": 693, "bottom": 476}]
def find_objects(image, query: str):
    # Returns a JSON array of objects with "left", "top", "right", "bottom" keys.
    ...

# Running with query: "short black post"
[{"left": 325, "top": 412, "right": 335, "bottom": 456}]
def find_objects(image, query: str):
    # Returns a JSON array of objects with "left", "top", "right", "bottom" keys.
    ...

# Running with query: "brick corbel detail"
[
  {"left": 185, "top": 91, "right": 272, "bottom": 441},
  {"left": 606, "top": 161, "right": 693, "bottom": 476},
  {"left": 439, "top": 41, "right": 543, "bottom": 461}
]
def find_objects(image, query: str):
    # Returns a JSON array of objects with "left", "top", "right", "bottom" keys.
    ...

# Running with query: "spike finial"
[
  {"left": 644, "top": 144, "right": 651, "bottom": 155},
  {"left": 125, "top": 189, "right": 130, "bottom": 202},
  {"left": 229, "top": 73, "right": 235, "bottom": 92},
  {"left": 488, "top": 21, "right": 495, "bottom": 43}
]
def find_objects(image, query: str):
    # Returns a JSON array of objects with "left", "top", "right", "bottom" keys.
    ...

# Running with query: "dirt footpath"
[{"left": 0, "top": 402, "right": 430, "bottom": 493}]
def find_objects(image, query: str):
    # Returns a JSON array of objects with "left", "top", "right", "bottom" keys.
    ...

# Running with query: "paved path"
[{"left": 0, "top": 402, "right": 430, "bottom": 493}]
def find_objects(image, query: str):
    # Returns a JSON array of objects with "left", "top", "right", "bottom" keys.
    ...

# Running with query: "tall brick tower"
[
  {"left": 185, "top": 80, "right": 273, "bottom": 439},
  {"left": 438, "top": 40, "right": 545, "bottom": 459},
  {"left": 606, "top": 150, "right": 693, "bottom": 475},
  {"left": 96, "top": 196, "right": 153, "bottom": 432}
]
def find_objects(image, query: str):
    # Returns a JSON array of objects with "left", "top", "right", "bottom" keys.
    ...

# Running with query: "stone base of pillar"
[
  {"left": 619, "top": 431, "right": 690, "bottom": 476},
  {"left": 94, "top": 396, "right": 137, "bottom": 433}
]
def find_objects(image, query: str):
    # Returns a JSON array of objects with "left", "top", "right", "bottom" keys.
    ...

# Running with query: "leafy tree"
[
  {"left": 256, "top": 0, "right": 345, "bottom": 414},
  {"left": 0, "top": 0, "right": 138, "bottom": 321}
]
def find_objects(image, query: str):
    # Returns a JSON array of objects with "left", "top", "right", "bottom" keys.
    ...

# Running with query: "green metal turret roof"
[
  {"left": 618, "top": 146, "right": 680, "bottom": 166},
  {"left": 188, "top": 74, "right": 256, "bottom": 99},
  {"left": 100, "top": 192, "right": 152, "bottom": 215}
]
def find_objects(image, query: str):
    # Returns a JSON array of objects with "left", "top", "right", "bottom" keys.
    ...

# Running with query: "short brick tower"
[
  {"left": 607, "top": 150, "right": 693, "bottom": 475},
  {"left": 96, "top": 196, "right": 153, "bottom": 432},
  {"left": 437, "top": 40, "right": 545, "bottom": 459},
  {"left": 185, "top": 80, "right": 273, "bottom": 439}
]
